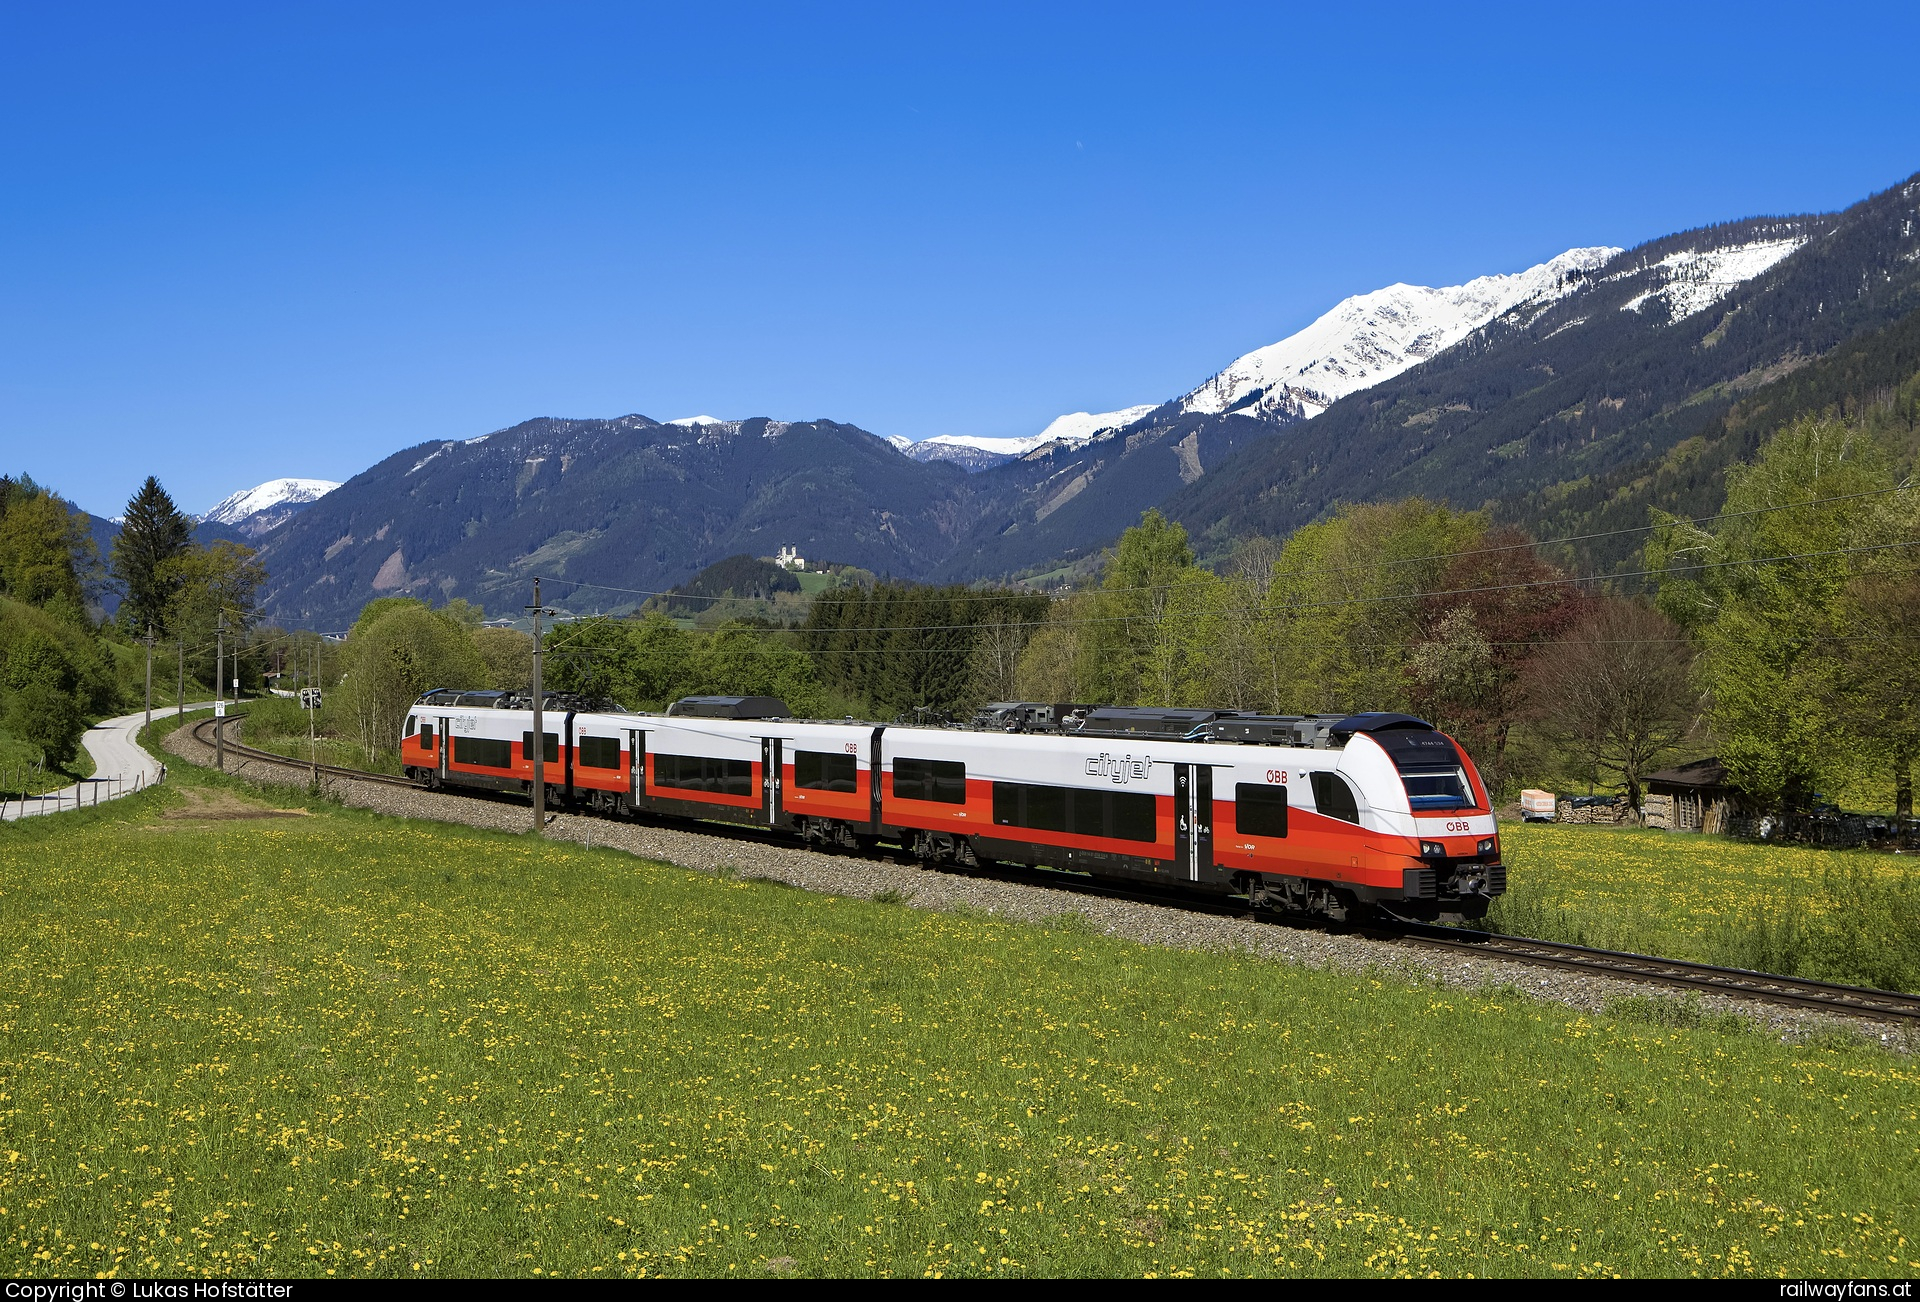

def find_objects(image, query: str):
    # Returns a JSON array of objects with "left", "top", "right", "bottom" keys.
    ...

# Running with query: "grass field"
[
  {"left": 1, "top": 756, "right": 1916, "bottom": 1279},
  {"left": 1488, "top": 824, "right": 1920, "bottom": 992}
]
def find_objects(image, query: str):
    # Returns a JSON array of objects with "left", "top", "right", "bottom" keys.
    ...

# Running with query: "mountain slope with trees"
[
  {"left": 1165, "top": 174, "right": 1920, "bottom": 564},
  {"left": 253, "top": 416, "right": 997, "bottom": 629}
]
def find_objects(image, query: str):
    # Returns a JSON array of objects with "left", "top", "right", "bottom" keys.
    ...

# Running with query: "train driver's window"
[
  {"left": 1234, "top": 783, "right": 1288, "bottom": 837},
  {"left": 403, "top": 716, "right": 418, "bottom": 739},
  {"left": 1309, "top": 771, "right": 1360, "bottom": 824}
]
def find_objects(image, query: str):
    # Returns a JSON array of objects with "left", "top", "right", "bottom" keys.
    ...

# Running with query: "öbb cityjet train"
[{"left": 399, "top": 694, "right": 1506, "bottom": 921}]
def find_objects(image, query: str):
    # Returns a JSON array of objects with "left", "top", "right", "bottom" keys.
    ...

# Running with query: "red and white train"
[{"left": 399, "top": 693, "right": 1505, "bottom": 921}]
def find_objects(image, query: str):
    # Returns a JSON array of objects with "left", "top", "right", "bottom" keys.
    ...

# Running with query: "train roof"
[
  {"left": 665, "top": 695, "right": 793, "bottom": 720},
  {"left": 415, "top": 691, "right": 1438, "bottom": 750}
]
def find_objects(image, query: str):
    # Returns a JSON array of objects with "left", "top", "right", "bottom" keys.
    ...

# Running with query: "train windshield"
[{"left": 1402, "top": 767, "right": 1472, "bottom": 809}]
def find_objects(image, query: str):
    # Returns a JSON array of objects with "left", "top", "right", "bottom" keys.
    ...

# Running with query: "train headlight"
[
  {"left": 1419, "top": 841, "right": 1445, "bottom": 858},
  {"left": 1478, "top": 837, "right": 1498, "bottom": 856}
]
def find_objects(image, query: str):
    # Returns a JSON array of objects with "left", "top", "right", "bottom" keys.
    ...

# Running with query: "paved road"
[{"left": 1, "top": 703, "right": 214, "bottom": 821}]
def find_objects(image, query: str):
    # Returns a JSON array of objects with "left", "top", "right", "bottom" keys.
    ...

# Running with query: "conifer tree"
[{"left": 111, "top": 476, "right": 193, "bottom": 633}]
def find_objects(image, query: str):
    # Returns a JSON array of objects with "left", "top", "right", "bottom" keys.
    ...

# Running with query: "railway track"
[
  {"left": 1392, "top": 925, "right": 1920, "bottom": 1026},
  {"left": 191, "top": 713, "right": 1920, "bottom": 1028},
  {"left": 193, "top": 715, "right": 418, "bottom": 788}
]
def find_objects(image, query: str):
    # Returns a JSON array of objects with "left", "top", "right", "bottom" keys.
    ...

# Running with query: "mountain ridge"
[{"left": 230, "top": 170, "right": 1920, "bottom": 624}]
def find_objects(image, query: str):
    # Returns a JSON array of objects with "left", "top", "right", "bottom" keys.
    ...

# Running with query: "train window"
[
  {"left": 578, "top": 736, "right": 622, "bottom": 770},
  {"left": 1071, "top": 788, "right": 1106, "bottom": 838},
  {"left": 1022, "top": 783, "right": 1068, "bottom": 833},
  {"left": 521, "top": 731, "right": 560, "bottom": 763},
  {"left": 653, "top": 753, "right": 754, "bottom": 797},
  {"left": 403, "top": 716, "right": 418, "bottom": 738},
  {"left": 795, "top": 750, "right": 858, "bottom": 793},
  {"left": 420, "top": 724, "right": 436, "bottom": 751},
  {"left": 1108, "top": 790, "right": 1158, "bottom": 842},
  {"left": 1234, "top": 783, "right": 1288, "bottom": 837},
  {"left": 992, "top": 782, "right": 1157, "bottom": 842},
  {"left": 454, "top": 736, "right": 512, "bottom": 768},
  {"left": 892, "top": 757, "right": 966, "bottom": 804},
  {"left": 1309, "top": 771, "right": 1360, "bottom": 824},
  {"left": 1402, "top": 768, "right": 1471, "bottom": 809}
]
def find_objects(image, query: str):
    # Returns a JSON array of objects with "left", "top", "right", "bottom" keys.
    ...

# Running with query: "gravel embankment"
[{"left": 165, "top": 723, "right": 1917, "bottom": 1049}]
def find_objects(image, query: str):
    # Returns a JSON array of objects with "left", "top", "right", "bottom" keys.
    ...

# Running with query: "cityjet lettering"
[{"left": 1085, "top": 753, "right": 1153, "bottom": 784}]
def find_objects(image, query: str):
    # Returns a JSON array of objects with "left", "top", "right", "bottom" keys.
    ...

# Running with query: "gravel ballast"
[{"left": 164, "top": 723, "right": 1917, "bottom": 1049}]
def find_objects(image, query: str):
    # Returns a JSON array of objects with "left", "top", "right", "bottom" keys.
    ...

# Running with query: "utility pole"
[
  {"left": 215, "top": 612, "right": 226, "bottom": 771},
  {"left": 143, "top": 624, "right": 155, "bottom": 732},
  {"left": 527, "top": 578, "right": 553, "bottom": 835},
  {"left": 177, "top": 637, "right": 185, "bottom": 719}
]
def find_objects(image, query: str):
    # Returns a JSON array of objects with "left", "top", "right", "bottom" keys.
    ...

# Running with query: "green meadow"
[
  {"left": 1489, "top": 823, "right": 1920, "bottom": 993},
  {"left": 0, "top": 751, "right": 1915, "bottom": 1278}
]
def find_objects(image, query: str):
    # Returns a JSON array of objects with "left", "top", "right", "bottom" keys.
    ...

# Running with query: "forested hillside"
[
  {"left": 252, "top": 416, "right": 994, "bottom": 629},
  {"left": 224, "top": 172, "right": 1920, "bottom": 629},
  {"left": 0, "top": 477, "right": 120, "bottom": 779},
  {"left": 1514, "top": 297, "right": 1920, "bottom": 576},
  {"left": 1166, "top": 176, "right": 1920, "bottom": 568}
]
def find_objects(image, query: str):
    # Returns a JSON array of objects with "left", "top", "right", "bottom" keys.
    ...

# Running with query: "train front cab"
[{"left": 1324, "top": 725, "right": 1503, "bottom": 921}]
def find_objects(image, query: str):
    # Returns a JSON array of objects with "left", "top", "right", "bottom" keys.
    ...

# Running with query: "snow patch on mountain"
[
  {"left": 1620, "top": 237, "right": 1807, "bottom": 321},
  {"left": 668, "top": 415, "right": 727, "bottom": 427},
  {"left": 894, "top": 434, "right": 1052, "bottom": 472},
  {"left": 1179, "top": 247, "right": 1623, "bottom": 424},
  {"left": 891, "top": 404, "right": 1159, "bottom": 471},
  {"left": 199, "top": 477, "right": 340, "bottom": 538},
  {"left": 1030, "top": 405, "right": 1158, "bottom": 447}
]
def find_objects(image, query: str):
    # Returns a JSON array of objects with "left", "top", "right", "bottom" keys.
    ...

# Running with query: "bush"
[
  {"left": 335, "top": 605, "right": 488, "bottom": 760},
  {"left": 5, "top": 681, "right": 85, "bottom": 769},
  {"left": 1714, "top": 860, "right": 1920, "bottom": 993}
]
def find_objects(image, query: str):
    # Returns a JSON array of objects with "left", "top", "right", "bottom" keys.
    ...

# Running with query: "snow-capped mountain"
[
  {"left": 1178, "top": 247, "right": 1623, "bottom": 425},
  {"left": 1619, "top": 237, "right": 1807, "bottom": 321},
  {"left": 201, "top": 477, "right": 340, "bottom": 537},
  {"left": 891, "top": 405, "right": 1159, "bottom": 471}
]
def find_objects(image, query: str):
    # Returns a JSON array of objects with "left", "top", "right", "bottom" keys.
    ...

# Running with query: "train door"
[
  {"left": 1173, "top": 763, "right": 1214, "bottom": 882},
  {"left": 437, "top": 716, "right": 451, "bottom": 783},
  {"left": 563, "top": 711, "right": 576, "bottom": 803},
  {"left": 628, "top": 729, "right": 646, "bottom": 807},
  {"left": 761, "top": 737, "right": 784, "bottom": 826}
]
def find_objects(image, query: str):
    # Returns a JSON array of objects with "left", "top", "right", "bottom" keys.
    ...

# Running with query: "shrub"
[{"left": 5, "top": 681, "right": 85, "bottom": 769}]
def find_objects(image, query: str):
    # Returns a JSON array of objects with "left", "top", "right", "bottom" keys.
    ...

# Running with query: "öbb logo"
[{"left": 1085, "top": 753, "right": 1153, "bottom": 785}]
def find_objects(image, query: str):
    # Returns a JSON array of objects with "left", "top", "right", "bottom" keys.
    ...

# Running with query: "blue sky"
[{"left": 4, "top": 2, "right": 1918, "bottom": 518}]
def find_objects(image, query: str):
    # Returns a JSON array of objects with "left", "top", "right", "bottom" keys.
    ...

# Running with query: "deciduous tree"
[
  {"left": 1650, "top": 417, "right": 1907, "bottom": 809},
  {"left": 1524, "top": 598, "right": 1697, "bottom": 810}
]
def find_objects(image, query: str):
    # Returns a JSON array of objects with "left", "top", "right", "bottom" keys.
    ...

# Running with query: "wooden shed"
[{"left": 1643, "top": 758, "right": 1743, "bottom": 833}]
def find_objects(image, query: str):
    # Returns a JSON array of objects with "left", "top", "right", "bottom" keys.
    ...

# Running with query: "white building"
[{"left": 774, "top": 544, "right": 806, "bottom": 571}]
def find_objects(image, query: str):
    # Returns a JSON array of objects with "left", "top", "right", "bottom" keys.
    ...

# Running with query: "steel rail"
[
  {"left": 188, "top": 714, "right": 1920, "bottom": 1026},
  {"left": 1392, "top": 925, "right": 1920, "bottom": 1025},
  {"left": 191, "top": 716, "right": 419, "bottom": 788}
]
